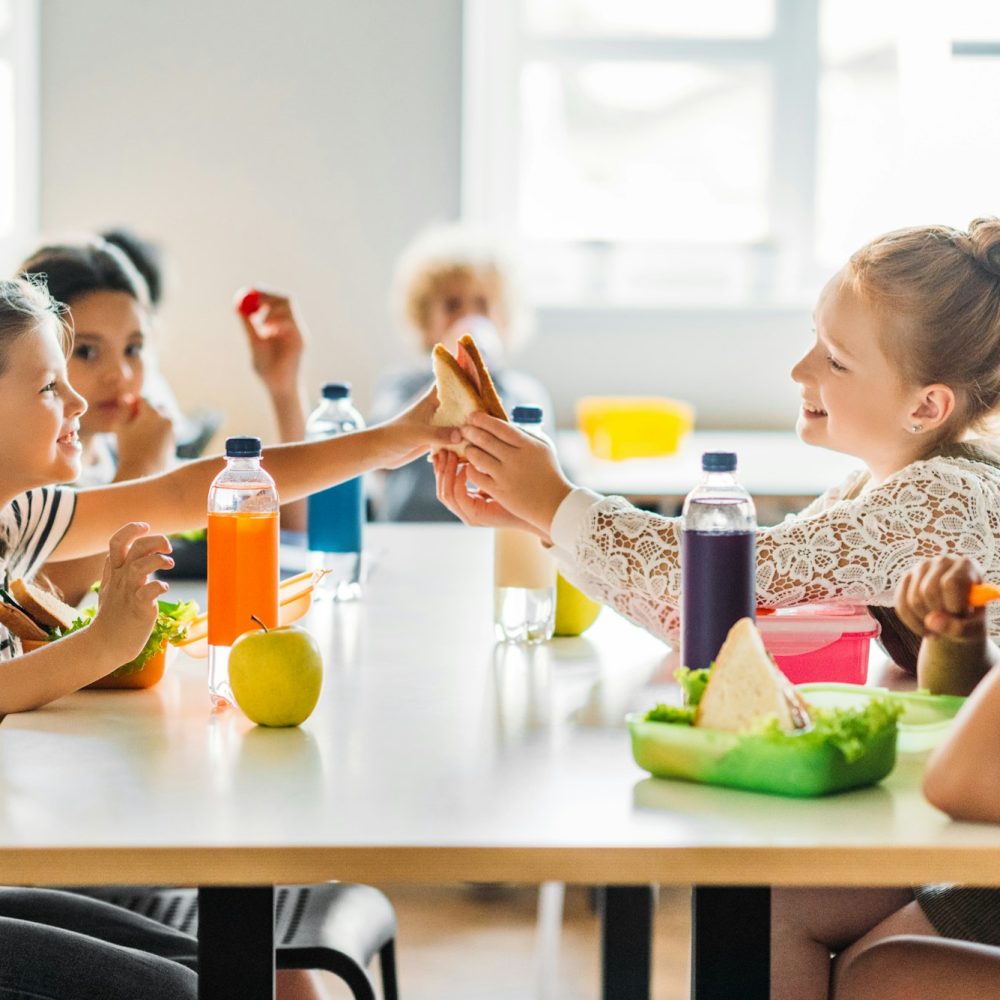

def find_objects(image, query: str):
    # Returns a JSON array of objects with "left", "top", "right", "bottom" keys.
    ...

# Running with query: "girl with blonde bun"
[{"left": 434, "top": 218, "right": 1000, "bottom": 674}]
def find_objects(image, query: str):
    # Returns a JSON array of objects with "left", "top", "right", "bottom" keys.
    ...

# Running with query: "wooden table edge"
[{"left": 5, "top": 845, "right": 1000, "bottom": 886}]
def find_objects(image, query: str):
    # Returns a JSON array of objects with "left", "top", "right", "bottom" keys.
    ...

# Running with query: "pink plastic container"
[{"left": 757, "top": 605, "right": 881, "bottom": 685}]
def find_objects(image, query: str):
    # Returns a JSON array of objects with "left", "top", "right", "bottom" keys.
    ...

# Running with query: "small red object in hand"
[{"left": 237, "top": 288, "right": 262, "bottom": 317}]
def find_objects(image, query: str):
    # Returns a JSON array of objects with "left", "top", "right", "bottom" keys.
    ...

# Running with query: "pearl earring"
[{"left": 911, "top": 423, "right": 924, "bottom": 433}]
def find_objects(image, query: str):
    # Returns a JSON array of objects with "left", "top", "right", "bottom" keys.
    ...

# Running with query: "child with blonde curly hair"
[{"left": 371, "top": 223, "right": 553, "bottom": 521}]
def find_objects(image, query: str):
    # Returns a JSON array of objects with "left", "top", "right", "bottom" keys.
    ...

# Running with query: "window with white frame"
[
  {"left": 0, "top": 0, "right": 38, "bottom": 274},
  {"left": 463, "top": 0, "right": 1000, "bottom": 310}
]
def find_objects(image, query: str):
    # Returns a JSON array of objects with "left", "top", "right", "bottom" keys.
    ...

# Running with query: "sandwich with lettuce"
[
  {"left": 633, "top": 617, "right": 903, "bottom": 795},
  {"left": 0, "top": 578, "right": 197, "bottom": 687}
]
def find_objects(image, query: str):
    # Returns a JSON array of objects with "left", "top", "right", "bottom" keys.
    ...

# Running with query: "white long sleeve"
[{"left": 551, "top": 456, "right": 1000, "bottom": 644}]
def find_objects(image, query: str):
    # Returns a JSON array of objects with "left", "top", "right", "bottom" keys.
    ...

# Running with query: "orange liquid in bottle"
[{"left": 207, "top": 511, "right": 279, "bottom": 646}]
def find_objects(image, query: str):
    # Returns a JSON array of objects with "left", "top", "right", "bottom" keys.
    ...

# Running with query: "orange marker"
[{"left": 969, "top": 583, "right": 1000, "bottom": 607}]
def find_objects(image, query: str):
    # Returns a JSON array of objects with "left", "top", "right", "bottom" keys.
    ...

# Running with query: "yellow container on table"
[{"left": 576, "top": 396, "right": 695, "bottom": 461}]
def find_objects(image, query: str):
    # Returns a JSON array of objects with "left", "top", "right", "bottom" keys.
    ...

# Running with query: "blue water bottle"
[{"left": 306, "top": 382, "right": 365, "bottom": 601}]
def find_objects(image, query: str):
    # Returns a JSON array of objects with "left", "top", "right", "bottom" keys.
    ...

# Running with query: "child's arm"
[
  {"left": 443, "top": 420, "right": 1000, "bottom": 649},
  {"left": 51, "top": 391, "right": 457, "bottom": 562},
  {"left": 235, "top": 289, "right": 309, "bottom": 531},
  {"left": 923, "top": 661, "right": 1000, "bottom": 822},
  {"left": 894, "top": 555, "right": 999, "bottom": 696},
  {"left": 0, "top": 523, "right": 171, "bottom": 714}
]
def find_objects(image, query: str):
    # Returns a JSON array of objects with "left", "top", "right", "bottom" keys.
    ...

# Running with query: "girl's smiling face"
[
  {"left": 790, "top": 269, "right": 947, "bottom": 483},
  {"left": 67, "top": 290, "right": 149, "bottom": 436},
  {"left": 0, "top": 319, "right": 87, "bottom": 495}
]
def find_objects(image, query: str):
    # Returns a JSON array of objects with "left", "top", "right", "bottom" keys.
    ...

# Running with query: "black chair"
[{"left": 87, "top": 883, "right": 398, "bottom": 1000}]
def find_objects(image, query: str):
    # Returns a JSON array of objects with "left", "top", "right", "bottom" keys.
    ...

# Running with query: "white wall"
[
  {"left": 38, "top": 0, "right": 463, "bottom": 442},
  {"left": 38, "top": 0, "right": 806, "bottom": 440}
]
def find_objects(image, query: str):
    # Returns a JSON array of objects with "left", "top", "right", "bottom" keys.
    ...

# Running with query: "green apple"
[
  {"left": 229, "top": 624, "right": 323, "bottom": 727},
  {"left": 554, "top": 573, "right": 602, "bottom": 636}
]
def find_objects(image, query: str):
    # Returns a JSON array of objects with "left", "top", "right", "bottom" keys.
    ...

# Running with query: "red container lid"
[{"left": 757, "top": 604, "right": 880, "bottom": 656}]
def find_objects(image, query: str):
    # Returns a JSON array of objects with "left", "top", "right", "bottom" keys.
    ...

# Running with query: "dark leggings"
[{"left": 0, "top": 888, "right": 196, "bottom": 1000}]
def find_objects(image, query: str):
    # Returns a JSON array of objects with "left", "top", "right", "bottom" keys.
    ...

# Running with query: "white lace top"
[{"left": 549, "top": 454, "right": 1000, "bottom": 645}]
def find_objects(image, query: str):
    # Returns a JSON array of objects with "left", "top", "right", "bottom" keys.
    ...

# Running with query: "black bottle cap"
[
  {"left": 321, "top": 382, "right": 351, "bottom": 400},
  {"left": 702, "top": 451, "right": 737, "bottom": 472},
  {"left": 225, "top": 436, "right": 262, "bottom": 458}
]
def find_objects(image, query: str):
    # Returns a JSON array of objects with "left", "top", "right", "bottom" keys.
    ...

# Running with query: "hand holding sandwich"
[
  {"left": 377, "top": 384, "right": 461, "bottom": 469},
  {"left": 433, "top": 448, "right": 547, "bottom": 535},
  {"left": 450, "top": 411, "right": 574, "bottom": 536},
  {"left": 428, "top": 332, "right": 574, "bottom": 534}
]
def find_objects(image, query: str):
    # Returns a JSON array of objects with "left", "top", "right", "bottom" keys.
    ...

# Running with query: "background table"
[
  {"left": 557, "top": 429, "right": 861, "bottom": 520},
  {"left": 2, "top": 525, "right": 999, "bottom": 999}
]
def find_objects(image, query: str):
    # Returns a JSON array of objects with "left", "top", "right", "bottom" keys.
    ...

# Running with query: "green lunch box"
[
  {"left": 628, "top": 683, "right": 965, "bottom": 797},
  {"left": 627, "top": 711, "right": 898, "bottom": 798}
]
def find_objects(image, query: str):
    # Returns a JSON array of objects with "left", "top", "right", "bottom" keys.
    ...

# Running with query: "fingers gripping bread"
[{"left": 431, "top": 334, "right": 508, "bottom": 456}]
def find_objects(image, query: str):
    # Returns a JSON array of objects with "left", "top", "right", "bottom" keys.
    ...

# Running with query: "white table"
[
  {"left": 557, "top": 429, "right": 861, "bottom": 516},
  {"left": 2, "top": 525, "right": 998, "bottom": 999}
]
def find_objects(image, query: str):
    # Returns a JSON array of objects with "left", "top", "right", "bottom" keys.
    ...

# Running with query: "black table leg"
[
  {"left": 600, "top": 884, "right": 654, "bottom": 1000},
  {"left": 199, "top": 885, "right": 274, "bottom": 1000},
  {"left": 691, "top": 886, "right": 770, "bottom": 1000}
]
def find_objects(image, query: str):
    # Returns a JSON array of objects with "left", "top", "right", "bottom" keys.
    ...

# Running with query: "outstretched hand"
[
  {"left": 456, "top": 412, "right": 573, "bottom": 535},
  {"left": 432, "top": 450, "right": 546, "bottom": 535},
  {"left": 377, "top": 384, "right": 460, "bottom": 469},
  {"left": 90, "top": 523, "right": 172, "bottom": 666}
]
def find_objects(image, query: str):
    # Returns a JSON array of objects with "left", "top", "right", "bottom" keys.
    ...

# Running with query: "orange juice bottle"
[{"left": 207, "top": 437, "right": 279, "bottom": 709}]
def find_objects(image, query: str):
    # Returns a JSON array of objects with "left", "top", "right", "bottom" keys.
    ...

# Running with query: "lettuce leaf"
[
  {"left": 48, "top": 606, "right": 97, "bottom": 639},
  {"left": 170, "top": 528, "right": 207, "bottom": 543},
  {"left": 43, "top": 599, "right": 200, "bottom": 676},
  {"left": 642, "top": 688, "right": 903, "bottom": 763},
  {"left": 674, "top": 666, "right": 711, "bottom": 706},
  {"left": 751, "top": 697, "right": 904, "bottom": 763},
  {"left": 111, "top": 598, "right": 200, "bottom": 676},
  {"left": 644, "top": 703, "right": 696, "bottom": 725}
]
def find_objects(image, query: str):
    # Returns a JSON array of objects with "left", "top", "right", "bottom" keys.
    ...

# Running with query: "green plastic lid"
[{"left": 797, "top": 683, "right": 965, "bottom": 754}]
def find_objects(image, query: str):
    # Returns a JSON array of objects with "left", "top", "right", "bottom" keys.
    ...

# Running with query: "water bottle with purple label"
[
  {"left": 680, "top": 452, "right": 757, "bottom": 670},
  {"left": 306, "top": 382, "right": 365, "bottom": 601}
]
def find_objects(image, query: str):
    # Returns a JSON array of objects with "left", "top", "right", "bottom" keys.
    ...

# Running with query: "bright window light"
[{"left": 465, "top": 0, "right": 1000, "bottom": 309}]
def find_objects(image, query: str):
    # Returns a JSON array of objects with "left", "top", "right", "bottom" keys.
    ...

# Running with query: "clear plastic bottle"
[
  {"left": 207, "top": 436, "right": 280, "bottom": 709},
  {"left": 494, "top": 406, "right": 556, "bottom": 644},
  {"left": 306, "top": 382, "right": 365, "bottom": 601},
  {"left": 680, "top": 451, "right": 757, "bottom": 670}
]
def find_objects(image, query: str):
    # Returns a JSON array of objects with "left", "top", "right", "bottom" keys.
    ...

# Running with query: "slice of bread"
[
  {"left": 10, "top": 578, "right": 77, "bottom": 632},
  {"left": 0, "top": 600, "right": 49, "bottom": 642},
  {"left": 457, "top": 335, "right": 508, "bottom": 420},
  {"left": 694, "top": 617, "right": 811, "bottom": 733},
  {"left": 431, "top": 335, "right": 508, "bottom": 457}
]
